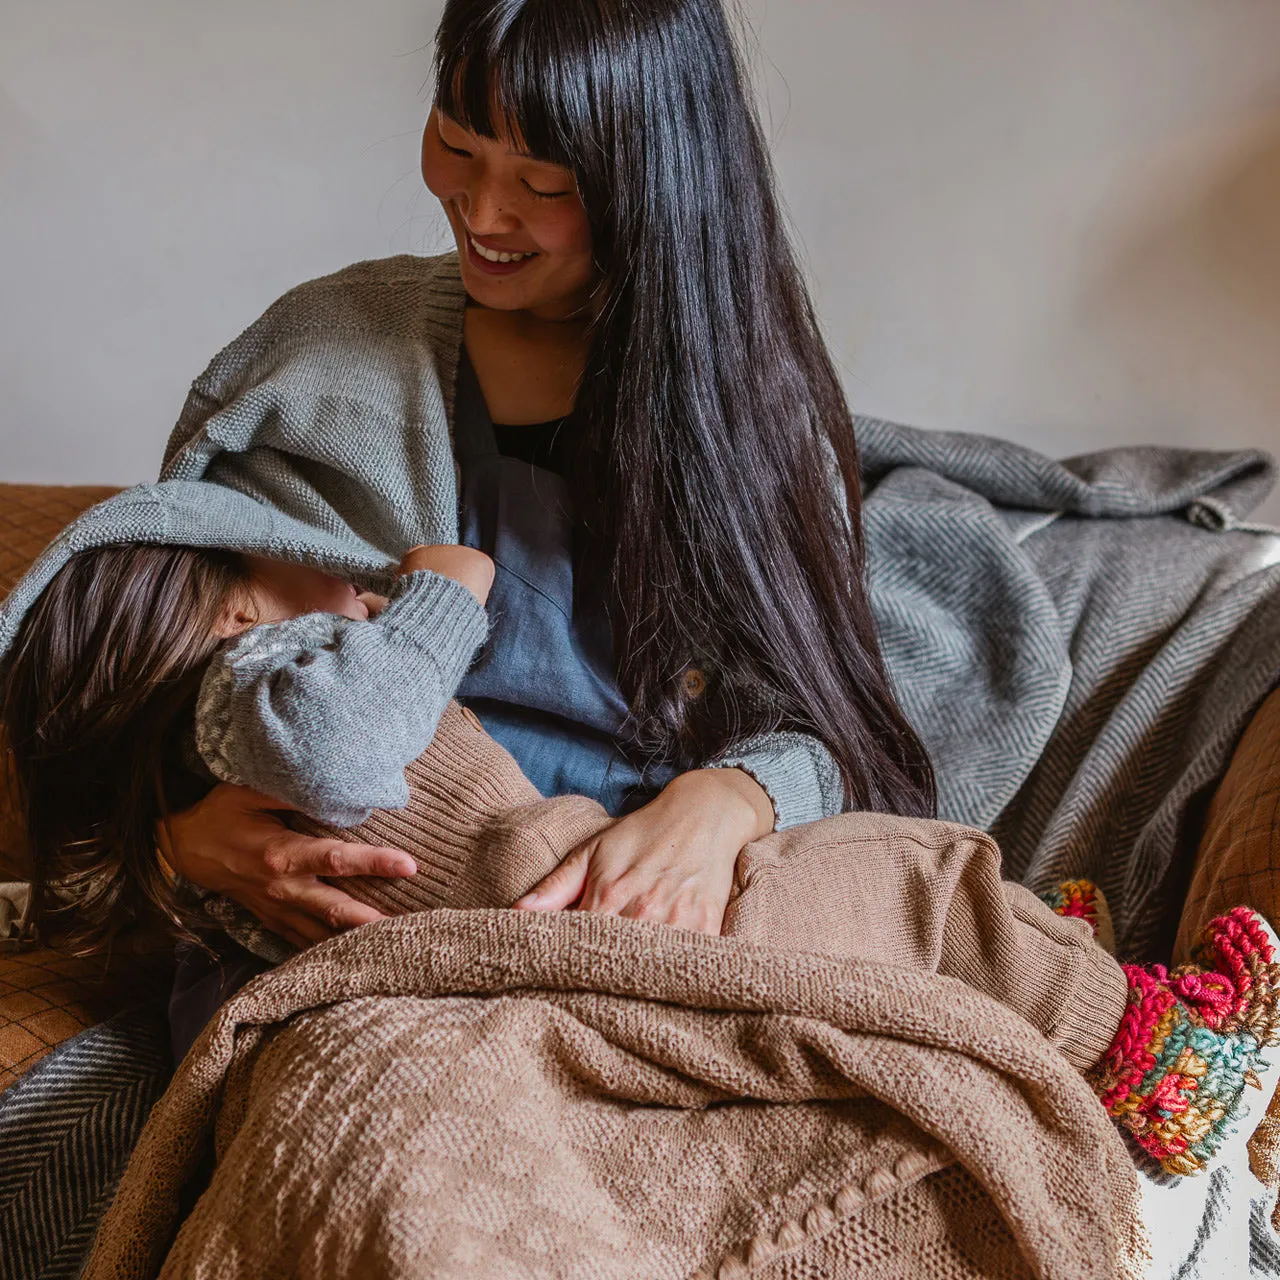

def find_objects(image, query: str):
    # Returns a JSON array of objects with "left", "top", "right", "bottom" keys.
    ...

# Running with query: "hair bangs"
[
  {"left": 433, "top": 0, "right": 598, "bottom": 175},
  {"left": 430, "top": 0, "right": 937, "bottom": 819}
]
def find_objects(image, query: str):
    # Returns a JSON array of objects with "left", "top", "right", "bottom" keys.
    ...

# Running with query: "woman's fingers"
[
  {"left": 252, "top": 839, "right": 410, "bottom": 933},
  {"left": 287, "top": 880, "right": 387, "bottom": 932},
  {"left": 163, "top": 784, "right": 419, "bottom": 946},
  {"left": 514, "top": 844, "right": 591, "bottom": 911},
  {"left": 265, "top": 835, "right": 416, "bottom": 881},
  {"left": 247, "top": 881, "right": 384, "bottom": 943}
]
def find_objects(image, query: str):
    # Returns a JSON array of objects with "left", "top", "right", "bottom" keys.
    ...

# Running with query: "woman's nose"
[{"left": 457, "top": 179, "right": 519, "bottom": 235}]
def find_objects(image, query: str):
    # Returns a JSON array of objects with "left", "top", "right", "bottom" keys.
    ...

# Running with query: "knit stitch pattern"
[
  {"left": 288, "top": 703, "right": 1132, "bottom": 1072},
  {"left": 81, "top": 909, "right": 1150, "bottom": 1280}
]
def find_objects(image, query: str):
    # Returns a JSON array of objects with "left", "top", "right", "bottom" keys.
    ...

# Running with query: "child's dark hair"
[{"left": 0, "top": 543, "right": 253, "bottom": 955}]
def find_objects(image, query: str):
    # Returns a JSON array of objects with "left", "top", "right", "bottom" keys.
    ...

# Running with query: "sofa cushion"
[
  {"left": 1173, "top": 683, "right": 1280, "bottom": 1213},
  {"left": 1176, "top": 684, "right": 1280, "bottom": 960},
  {"left": 0, "top": 943, "right": 170, "bottom": 1092}
]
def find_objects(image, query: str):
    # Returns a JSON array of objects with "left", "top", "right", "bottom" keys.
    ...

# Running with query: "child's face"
[{"left": 223, "top": 558, "right": 371, "bottom": 634}]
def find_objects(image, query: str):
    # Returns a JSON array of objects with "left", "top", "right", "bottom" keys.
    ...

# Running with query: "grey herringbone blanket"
[{"left": 858, "top": 419, "right": 1280, "bottom": 956}]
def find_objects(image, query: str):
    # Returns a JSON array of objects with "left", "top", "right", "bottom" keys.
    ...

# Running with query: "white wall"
[{"left": 3, "top": 0, "right": 1279, "bottom": 521}]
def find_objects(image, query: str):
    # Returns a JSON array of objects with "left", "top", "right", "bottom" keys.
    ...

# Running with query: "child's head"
[{"left": 0, "top": 542, "right": 362, "bottom": 953}]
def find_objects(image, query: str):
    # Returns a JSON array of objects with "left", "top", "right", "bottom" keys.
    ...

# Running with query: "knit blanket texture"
[{"left": 83, "top": 909, "right": 1148, "bottom": 1280}]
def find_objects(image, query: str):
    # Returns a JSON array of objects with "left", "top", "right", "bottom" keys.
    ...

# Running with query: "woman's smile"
[{"left": 465, "top": 229, "right": 539, "bottom": 274}]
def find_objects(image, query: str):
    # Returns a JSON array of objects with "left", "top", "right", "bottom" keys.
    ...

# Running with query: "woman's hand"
[
  {"left": 513, "top": 767, "right": 775, "bottom": 934},
  {"left": 159, "top": 783, "right": 417, "bottom": 951}
]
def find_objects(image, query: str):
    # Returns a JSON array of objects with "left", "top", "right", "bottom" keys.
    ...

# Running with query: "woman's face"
[{"left": 420, "top": 107, "right": 596, "bottom": 320}]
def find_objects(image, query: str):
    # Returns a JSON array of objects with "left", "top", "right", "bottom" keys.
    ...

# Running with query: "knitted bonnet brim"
[{"left": 0, "top": 480, "right": 395, "bottom": 663}]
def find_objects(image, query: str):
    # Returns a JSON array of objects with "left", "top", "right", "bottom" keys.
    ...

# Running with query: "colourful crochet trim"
[
  {"left": 1039, "top": 877, "right": 1116, "bottom": 954},
  {"left": 1087, "top": 906, "right": 1280, "bottom": 1176},
  {"left": 1041, "top": 879, "right": 1103, "bottom": 935}
]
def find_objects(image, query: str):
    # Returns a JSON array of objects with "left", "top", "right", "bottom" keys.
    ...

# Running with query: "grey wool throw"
[
  {"left": 147, "top": 252, "right": 1280, "bottom": 926},
  {"left": 856, "top": 420, "right": 1280, "bottom": 955},
  {"left": 157, "top": 249, "right": 1280, "bottom": 956}
]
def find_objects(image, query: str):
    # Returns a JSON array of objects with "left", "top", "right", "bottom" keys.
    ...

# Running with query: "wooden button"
[
  {"left": 460, "top": 706, "right": 484, "bottom": 732},
  {"left": 682, "top": 668, "right": 706, "bottom": 699}
]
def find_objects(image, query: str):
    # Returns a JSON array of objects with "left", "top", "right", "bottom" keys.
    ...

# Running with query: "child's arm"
[{"left": 195, "top": 547, "right": 493, "bottom": 826}]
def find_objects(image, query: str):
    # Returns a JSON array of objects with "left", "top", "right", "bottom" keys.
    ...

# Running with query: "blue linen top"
[
  {"left": 453, "top": 351, "right": 678, "bottom": 815},
  {"left": 168, "top": 352, "right": 681, "bottom": 1061}
]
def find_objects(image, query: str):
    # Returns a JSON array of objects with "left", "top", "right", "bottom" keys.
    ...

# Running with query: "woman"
[{"left": 159, "top": 0, "right": 934, "bottom": 969}]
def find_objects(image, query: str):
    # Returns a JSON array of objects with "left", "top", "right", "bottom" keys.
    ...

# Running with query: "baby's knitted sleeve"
[{"left": 195, "top": 570, "right": 487, "bottom": 825}]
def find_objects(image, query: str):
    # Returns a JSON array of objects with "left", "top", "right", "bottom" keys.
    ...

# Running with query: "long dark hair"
[
  {"left": 0, "top": 545, "right": 252, "bottom": 954},
  {"left": 436, "top": 0, "right": 935, "bottom": 815}
]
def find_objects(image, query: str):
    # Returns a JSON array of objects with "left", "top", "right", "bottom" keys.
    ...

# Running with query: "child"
[
  {"left": 1, "top": 481, "right": 1277, "bottom": 1177},
  {"left": 0, "top": 480, "right": 494, "bottom": 954}
]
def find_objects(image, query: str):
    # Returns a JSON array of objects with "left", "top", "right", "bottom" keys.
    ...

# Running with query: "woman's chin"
[
  {"left": 461, "top": 274, "right": 527, "bottom": 310},
  {"left": 458, "top": 256, "right": 539, "bottom": 310},
  {"left": 455, "top": 244, "right": 593, "bottom": 319}
]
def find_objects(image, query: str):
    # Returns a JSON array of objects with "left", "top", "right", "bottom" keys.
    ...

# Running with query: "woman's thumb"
[{"left": 513, "top": 844, "right": 591, "bottom": 912}]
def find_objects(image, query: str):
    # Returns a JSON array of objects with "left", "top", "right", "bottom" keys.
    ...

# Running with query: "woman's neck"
[{"left": 463, "top": 304, "right": 590, "bottom": 426}]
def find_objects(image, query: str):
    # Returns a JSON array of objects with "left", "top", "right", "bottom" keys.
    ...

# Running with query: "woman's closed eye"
[
  {"left": 522, "top": 179, "right": 570, "bottom": 200},
  {"left": 436, "top": 131, "right": 568, "bottom": 199}
]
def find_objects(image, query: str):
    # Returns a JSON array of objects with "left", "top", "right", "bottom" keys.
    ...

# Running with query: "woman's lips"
[{"left": 464, "top": 232, "right": 538, "bottom": 276}]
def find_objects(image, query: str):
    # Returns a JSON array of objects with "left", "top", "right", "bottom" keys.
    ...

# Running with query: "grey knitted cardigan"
[
  {"left": 0, "top": 254, "right": 844, "bottom": 830},
  {"left": 156, "top": 252, "right": 846, "bottom": 827}
]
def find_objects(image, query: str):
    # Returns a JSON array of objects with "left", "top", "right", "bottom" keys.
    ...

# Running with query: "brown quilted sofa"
[
  {"left": 0, "top": 483, "right": 122, "bottom": 884},
  {"left": 0, "top": 483, "right": 171, "bottom": 1091}
]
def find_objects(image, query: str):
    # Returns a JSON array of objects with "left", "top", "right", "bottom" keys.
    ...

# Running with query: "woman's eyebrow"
[{"left": 439, "top": 112, "right": 568, "bottom": 173}]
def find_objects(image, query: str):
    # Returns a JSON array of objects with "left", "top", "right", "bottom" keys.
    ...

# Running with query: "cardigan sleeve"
[
  {"left": 701, "top": 432, "right": 854, "bottom": 830},
  {"left": 706, "top": 732, "right": 846, "bottom": 831},
  {"left": 195, "top": 571, "right": 487, "bottom": 826}
]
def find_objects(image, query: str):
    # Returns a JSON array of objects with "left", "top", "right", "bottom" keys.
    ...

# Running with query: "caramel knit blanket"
[{"left": 84, "top": 908, "right": 1147, "bottom": 1280}]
